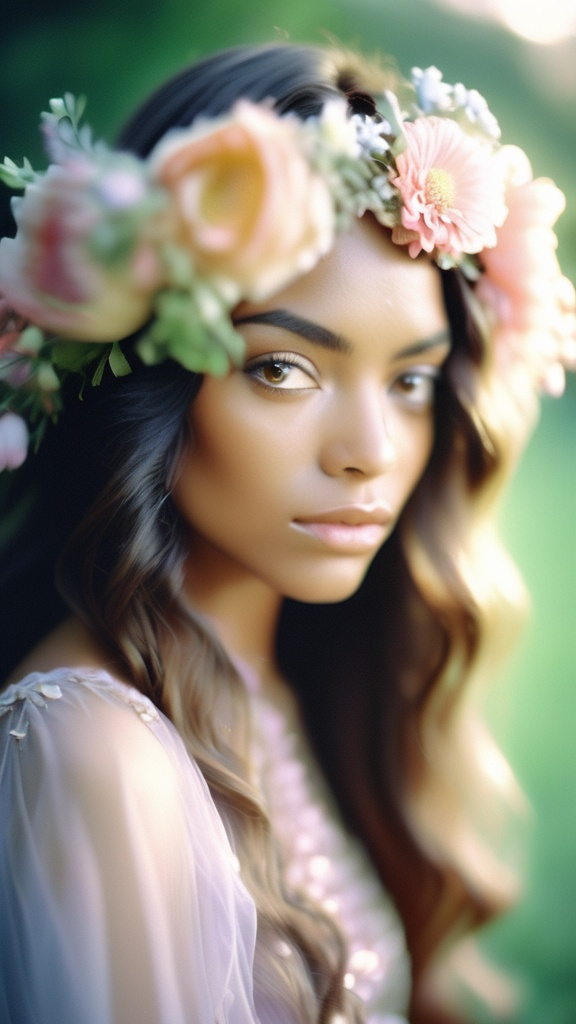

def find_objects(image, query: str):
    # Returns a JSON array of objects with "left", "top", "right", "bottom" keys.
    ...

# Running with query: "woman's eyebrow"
[
  {"left": 235, "top": 309, "right": 451, "bottom": 359},
  {"left": 234, "top": 309, "right": 351, "bottom": 354},
  {"left": 394, "top": 329, "right": 452, "bottom": 360}
]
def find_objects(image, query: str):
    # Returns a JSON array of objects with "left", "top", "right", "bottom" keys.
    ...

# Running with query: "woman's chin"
[{"left": 280, "top": 561, "right": 373, "bottom": 606}]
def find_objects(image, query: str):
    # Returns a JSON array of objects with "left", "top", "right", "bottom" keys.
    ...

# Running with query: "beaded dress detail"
[{"left": 249, "top": 677, "right": 411, "bottom": 1024}]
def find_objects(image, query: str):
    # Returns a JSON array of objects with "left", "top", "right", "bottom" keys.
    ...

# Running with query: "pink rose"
[
  {"left": 0, "top": 412, "right": 29, "bottom": 471},
  {"left": 390, "top": 117, "right": 507, "bottom": 258},
  {"left": 477, "top": 146, "right": 576, "bottom": 394},
  {"left": 151, "top": 101, "right": 335, "bottom": 301},
  {"left": 0, "top": 163, "right": 165, "bottom": 343}
]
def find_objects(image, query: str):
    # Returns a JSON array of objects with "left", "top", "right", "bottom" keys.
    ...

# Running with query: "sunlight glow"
[
  {"left": 433, "top": 0, "right": 576, "bottom": 45},
  {"left": 496, "top": 0, "right": 576, "bottom": 44}
]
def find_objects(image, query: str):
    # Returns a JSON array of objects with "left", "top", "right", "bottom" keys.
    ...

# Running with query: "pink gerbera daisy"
[{"left": 390, "top": 117, "right": 507, "bottom": 258}]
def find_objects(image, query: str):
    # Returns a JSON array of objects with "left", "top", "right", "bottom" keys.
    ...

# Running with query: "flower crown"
[{"left": 1, "top": 66, "right": 575, "bottom": 470}]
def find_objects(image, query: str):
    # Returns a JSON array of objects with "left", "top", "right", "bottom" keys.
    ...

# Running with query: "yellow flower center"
[{"left": 424, "top": 167, "right": 456, "bottom": 213}]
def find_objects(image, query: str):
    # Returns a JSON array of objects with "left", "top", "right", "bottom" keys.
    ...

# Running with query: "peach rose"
[
  {"left": 151, "top": 101, "right": 335, "bottom": 301},
  {"left": 0, "top": 163, "right": 165, "bottom": 343},
  {"left": 477, "top": 146, "right": 576, "bottom": 394}
]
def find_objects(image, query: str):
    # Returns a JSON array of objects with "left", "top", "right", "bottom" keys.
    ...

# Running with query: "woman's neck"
[{"left": 182, "top": 540, "right": 285, "bottom": 697}]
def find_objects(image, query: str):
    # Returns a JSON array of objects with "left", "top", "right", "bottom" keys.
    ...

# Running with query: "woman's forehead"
[{"left": 237, "top": 216, "right": 449, "bottom": 350}]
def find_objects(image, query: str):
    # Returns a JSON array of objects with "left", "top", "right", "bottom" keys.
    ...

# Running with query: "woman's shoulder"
[
  {"left": 0, "top": 665, "right": 161, "bottom": 741},
  {"left": 0, "top": 666, "right": 184, "bottom": 815},
  {"left": 2, "top": 614, "right": 128, "bottom": 691},
  {"left": 1, "top": 664, "right": 158, "bottom": 714},
  {"left": 0, "top": 663, "right": 231, "bottom": 878},
  {"left": 0, "top": 674, "right": 259, "bottom": 1024},
  {"left": 1, "top": 615, "right": 165, "bottom": 747}
]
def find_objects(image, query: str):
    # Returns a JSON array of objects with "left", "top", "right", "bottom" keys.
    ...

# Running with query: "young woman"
[{"left": 0, "top": 43, "right": 574, "bottom": 1024}]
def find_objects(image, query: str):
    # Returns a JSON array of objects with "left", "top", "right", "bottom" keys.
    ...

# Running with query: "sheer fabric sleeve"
[{"left": 0, "top": 670, "right": 260, "bottom": 1024}]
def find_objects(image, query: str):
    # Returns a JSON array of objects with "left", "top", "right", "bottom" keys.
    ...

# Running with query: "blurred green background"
[{"left": 2, "top": 1, "right": 575, "bottom": 1020}]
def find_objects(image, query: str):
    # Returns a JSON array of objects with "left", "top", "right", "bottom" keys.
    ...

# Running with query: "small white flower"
[
  {"left": 452, "top": 82, "right": 468, "bottom": 108},
  {"left": 195, "top": 280, "right": 226, "bottom": 324},
  {"left": 319, "top": 100, "right": 359, "bottom": 157},
  {"left": 412, "top": 66, "right": 452, "bottom": 113},
  {"left": 351, "top": 115, "right": 390, "bottom": 158},
  {"left": 371, "top": 174, "right": 396, "bottom": 202},
  {"left": 453, "top": 84, "right": 501, "bottom": 140}
]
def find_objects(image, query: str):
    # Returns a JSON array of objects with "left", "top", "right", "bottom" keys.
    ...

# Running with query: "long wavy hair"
[{"left": 0, "top": 43, "right": 529, "bottom": 1024}]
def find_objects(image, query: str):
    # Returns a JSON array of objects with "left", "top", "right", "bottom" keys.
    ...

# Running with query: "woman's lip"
[
  {"left": 293, "top": 505, "right": 393, "bottom": 527},
  {"left": 291, "top": 519, "right": 390, "bottom": 552}
]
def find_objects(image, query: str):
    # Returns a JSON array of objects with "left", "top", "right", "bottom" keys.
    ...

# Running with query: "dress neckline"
[{"left": 248, "top": 674, "right": 411, "bottom": 1023}]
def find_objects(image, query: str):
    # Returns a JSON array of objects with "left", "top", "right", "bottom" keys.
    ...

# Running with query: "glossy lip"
[
  {"left": 293, "top": 504, "right": 394, "bottom": 527},
  {"left": 291, "top": 505, "right": 394, "bottom": 552}
]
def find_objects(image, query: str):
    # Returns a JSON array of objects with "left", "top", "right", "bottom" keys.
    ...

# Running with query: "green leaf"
[
  {"left": 377, "top": 94, "right": 406, "bottom": 141},
  {"left": 390, "top": 135, "right": 407, "bottom": 159},
  {"left": 0, "top": 156, "right": 38, "bottom": 190},
  {"left": 51, "top": 341, "right": 104, "bottom": 372},
  {"left": 161, "top": 243, "right": 195, "bottom": 289},
  {"left": 458, "top": 254, "right": 482, "bottom": 281},
  {"left": 108, "top": 343, "right": 131, "bottom": 377},
  {"left": 74, "top": 96, "right": 87, "bottom": 122},
  {"left": 44, "top": 95, "right": 92, "bottom": 156},
  {"left": 36, "top": 362, "right": 61, "bottom": 392},
  {"left": 135, "top": 336, "right": 162, "bottom": 366},
  {"left": 64, "top": 93, "right": 77, "bottom": 118},
  {"left": 31, "top": 416, "right": 48, "bottom": 453},
  {"left": 91, "top": 347, "right": 112, "bottom": 386},
  {"left": 48, "top": 97, "right": 67, "bottom": 119},
  {"left": 16, "top": 325, "right": 45, "bottom": 355}
]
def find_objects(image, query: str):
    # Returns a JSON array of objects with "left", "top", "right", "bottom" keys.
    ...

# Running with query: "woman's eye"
[
  {"left": 392, "top": 369, "right": 439, "bottom": 408},
  {"left": 246, "top": 355, "right": 317, "bottom": 391}
]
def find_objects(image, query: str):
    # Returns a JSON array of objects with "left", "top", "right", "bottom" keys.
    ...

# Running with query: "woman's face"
[{"left": 173, "top": 216, "right": 450, "bottom": 605}]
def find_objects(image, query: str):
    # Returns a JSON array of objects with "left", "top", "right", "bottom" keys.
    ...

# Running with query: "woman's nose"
[{"left": 319, "top": 388, "right": 397, "bottom": 479}]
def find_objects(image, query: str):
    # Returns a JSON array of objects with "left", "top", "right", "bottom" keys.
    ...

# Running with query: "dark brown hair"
[{"left": 1, "top": 43, "right": 525, "bottom": 1023}]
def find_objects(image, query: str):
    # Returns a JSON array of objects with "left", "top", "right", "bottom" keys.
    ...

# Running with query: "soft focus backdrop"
[{"left": 2, "top": 1, "right": 575, "bottom": 1020}]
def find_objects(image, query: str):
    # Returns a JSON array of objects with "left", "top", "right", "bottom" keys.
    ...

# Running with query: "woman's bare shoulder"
[
  {"left": 1, "top": 616, "right": 164, "bottom": 763},
  {"left": 0, "top": 623, "right": 186, "bottom": 818},
  {"left": 3, "top": 615, "right": 129, "bottom": 689}
]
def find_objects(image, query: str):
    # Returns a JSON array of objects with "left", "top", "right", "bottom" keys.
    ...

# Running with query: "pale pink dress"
[{"left": 0, "top": 669, "right": 410, "bottom": 1023}]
